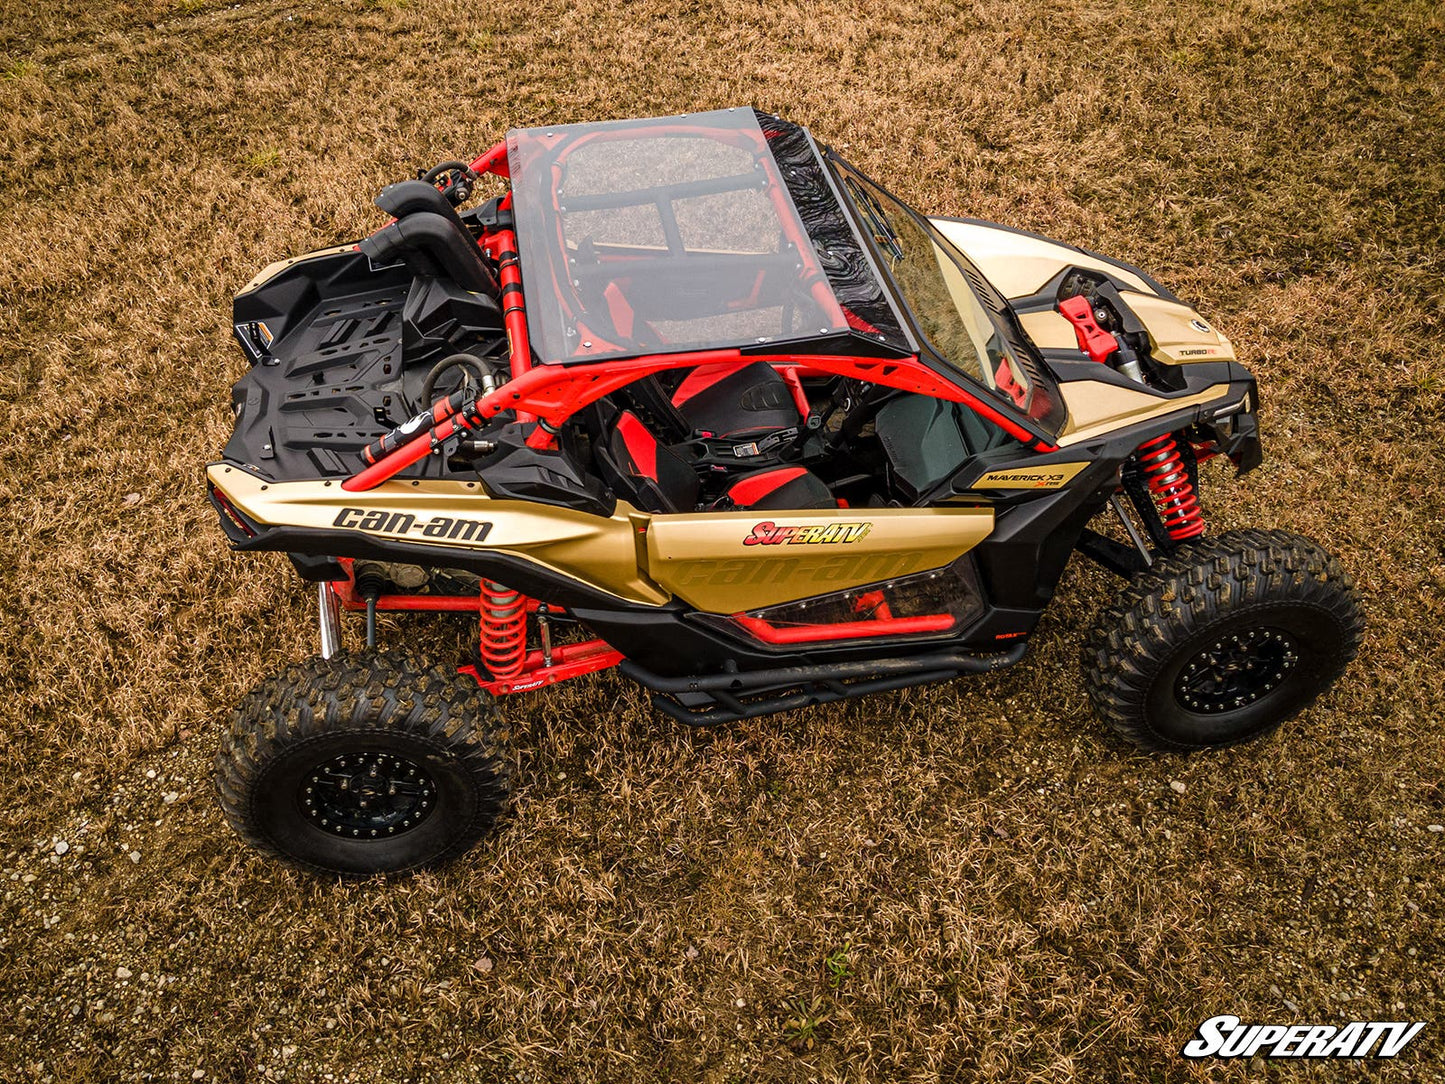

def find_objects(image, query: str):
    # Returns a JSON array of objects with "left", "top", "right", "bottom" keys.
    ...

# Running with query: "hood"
[{"left": 930, "top": 217, "right": 1234, "bottom": 366}]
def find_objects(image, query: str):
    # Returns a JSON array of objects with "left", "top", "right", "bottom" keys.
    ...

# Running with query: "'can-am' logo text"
[
  {"left": 1182, "top": 1016, "right": 1425, "bottom": 1060},
  {"left": 332, "top": 507, "right": 492, "bottom": 543},
  {"left": 743, "top": 521, "right": 872, "bottom": 546}
]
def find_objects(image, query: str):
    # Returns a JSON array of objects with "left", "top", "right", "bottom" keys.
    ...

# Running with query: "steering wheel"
[{"left": 419, "top": 160, "right": 477, "bottom": 206}]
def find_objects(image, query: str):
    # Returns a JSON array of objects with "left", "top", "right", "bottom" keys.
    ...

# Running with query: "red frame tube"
[
  {"left": 339, "top": 591, "right": 484, "bottom": 612},
  {"left": 332, "top": 563, "right": 486, "bottom": 612},
  {"left": 460, "top": 640, "right": 624, "bottom": 695},
  {"left": 492, "top": 228, "right": 531, "bottom": 381},
  {"left": 470, "top": 145, "right": 532, "bottom": 404},
  {"left": 733, "top": 612, "right": 955, "bottom": 644},
  {"left": 776, "top": 364, "right": 812, "bottom": 418},
  {"left": 327, "top": 565, "right": 624, "bottom": 694},
  {"left": 342, "top": 346, "right": 1055, "bottom": 492},
  {"left": 468, "top": 140, "right": 510, "bottom": 179}
]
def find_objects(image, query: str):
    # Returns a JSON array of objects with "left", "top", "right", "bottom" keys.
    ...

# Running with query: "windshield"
[{"left": 833, "top": 165, "right": 1049, "bottom": 421}]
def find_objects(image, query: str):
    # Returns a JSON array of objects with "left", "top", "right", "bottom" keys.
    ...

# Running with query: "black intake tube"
[
  {"left": 359, "top": 212, "right": 500, "bottom": 297},
  {"left": 376, "top": 179, "right": 469, "bottom": 230}
]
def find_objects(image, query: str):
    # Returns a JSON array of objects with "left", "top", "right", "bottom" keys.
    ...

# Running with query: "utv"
[{"left": 208, "top": 108, "right": 1362, "bottom": 875}]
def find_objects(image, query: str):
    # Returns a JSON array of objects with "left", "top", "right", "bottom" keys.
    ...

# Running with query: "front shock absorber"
[
  {"left": 479, "top": 580, "right": 528, "bottom": 680},
  {"left": 1135, "top": 433, "right": 1206, "bottom": 541}
]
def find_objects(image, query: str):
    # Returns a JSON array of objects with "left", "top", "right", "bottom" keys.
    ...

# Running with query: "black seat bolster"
[
  {"left": 723, "top": 467, "right": 836, "bottom": 510},
  {"left": 673, "top": 362, "right": 799, "bottom": 437},
  {"left": 595, "top": 410, "right": 699, "bottom": 513},
  {"left": 617, "top": 375, "right": 694, "bottom": 443}
]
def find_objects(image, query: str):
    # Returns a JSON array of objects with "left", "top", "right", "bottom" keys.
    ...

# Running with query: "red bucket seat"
[{"left": 604, "top": 411, "right": 834, "bottom": 514}]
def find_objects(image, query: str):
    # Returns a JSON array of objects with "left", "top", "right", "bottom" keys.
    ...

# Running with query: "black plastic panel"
[{"left": 225, "top": 250, "right": 504, "bottom": 481}]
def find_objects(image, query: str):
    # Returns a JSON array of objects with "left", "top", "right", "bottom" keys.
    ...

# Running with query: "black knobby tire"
[
  {"left": 215, "top": 651, "right": 512, "bottom": 875},
  {"left": 1084, "top": 529, "right": 1363, "bottom": 752}
]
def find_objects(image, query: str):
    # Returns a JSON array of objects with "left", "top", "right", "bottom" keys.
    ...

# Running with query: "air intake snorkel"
[{"left": 1056, "top": 270, "right": 1152, "bottom": 385}]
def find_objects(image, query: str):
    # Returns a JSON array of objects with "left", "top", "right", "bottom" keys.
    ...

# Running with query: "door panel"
[{"left": 644, "top": 507, "right": 994, "bottom": 613}]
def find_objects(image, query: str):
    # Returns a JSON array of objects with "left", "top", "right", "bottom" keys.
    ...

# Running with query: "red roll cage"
[{"left": 331, "top": 128, "right": 1058, "bottom": 694}]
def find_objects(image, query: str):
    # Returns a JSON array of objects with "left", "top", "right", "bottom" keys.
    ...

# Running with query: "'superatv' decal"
[
  {"left": 743, "top": 521, "right": 872, "bottom": 546},
  {"left": 332, "top": 507, "right": 493, "bottom": 542}
]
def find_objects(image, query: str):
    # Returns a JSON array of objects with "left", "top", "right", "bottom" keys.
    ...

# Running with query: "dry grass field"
[{"left": 2, "top": 0, "right": 1443, "bottom": 1079}]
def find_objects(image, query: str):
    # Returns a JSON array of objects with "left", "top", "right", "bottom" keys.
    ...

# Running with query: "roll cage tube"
[
  {"left": 468, "top": 147, "right": 533, "bottom": 400},
  {"left": 342, "top": 345, "right": 1057, "bottom": 492}
]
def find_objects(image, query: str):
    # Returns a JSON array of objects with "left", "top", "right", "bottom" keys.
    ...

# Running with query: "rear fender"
[{"left": 205, "top": 463, "right": 666, "bottom": 605}]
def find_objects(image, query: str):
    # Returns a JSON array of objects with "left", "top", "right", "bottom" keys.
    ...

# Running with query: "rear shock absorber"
[
  {"left": 1135, "top": 433, "right": 1206, "bottom": 542},
  {"left": 479, "top": 581, "right": 528, "bottom": 680}
]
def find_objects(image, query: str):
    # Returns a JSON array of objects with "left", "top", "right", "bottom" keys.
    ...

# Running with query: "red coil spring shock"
[
  {"left": 479, "top": 581, "right": 528, "bottom": 680},
  {"left": 1136, "top": 434, "right": 1206, "bottom": 541}
]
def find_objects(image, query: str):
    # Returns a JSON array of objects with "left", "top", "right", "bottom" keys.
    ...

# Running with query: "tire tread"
[
  {"left": 213, "top": 651, "right": 512, "bottom": 875},
  {"left": 1084, "top": 529, "right": 1363, "bottom": 752}
]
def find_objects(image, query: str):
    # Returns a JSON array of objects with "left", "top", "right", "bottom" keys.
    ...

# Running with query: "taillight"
[{"left": 208, "top": 484, "right": 258, "bottom": 538}]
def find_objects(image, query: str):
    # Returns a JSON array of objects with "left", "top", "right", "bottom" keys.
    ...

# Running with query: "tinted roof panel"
[{"left": 507, "top": 109, "right": 910, "bottom": 364}]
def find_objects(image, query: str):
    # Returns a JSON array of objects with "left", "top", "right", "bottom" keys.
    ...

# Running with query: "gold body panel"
[
  {"left": 969, "top": 463, "right": 1090, "bottom": 489},
  {"left": 1056, "top": 383, "right": 1233, "bottom": 446},
  {"left": 1017, "top": 309, "right": 1086, "bottom": 351},
  {"left": 208, "top": 467, "right": 997, "bottom": 613},
  {"left": 933, "top": 218, "right": 1234, "bottom": 371},
  {"left": 1018, "top": 294, "right": 1233, "bottom": 371},
  {"left": 1120, "top": 291, "right": 1236, "bottom": 364},
  {"left": 645, "top": 507, "right": 994, "bottom": 613},
  {"left": 207, "top": 465, "right": 669, "bottom": 605},
  {"left": 929, "top": 218, "right": 1156, "bottom": 298},
  {"left": 241, "top": 244, "right": 360, "bottom": 295}
]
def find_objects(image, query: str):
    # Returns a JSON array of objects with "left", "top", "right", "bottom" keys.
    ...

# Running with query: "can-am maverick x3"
[{"left": 208, "top": 108, "right": 1362, "bottom": 875}]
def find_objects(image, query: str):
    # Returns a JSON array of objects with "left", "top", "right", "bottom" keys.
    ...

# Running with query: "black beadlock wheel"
[
  {"left": 214, "top": 651, "right": 512, "bottom": 876},
  {"left": 1084, "top": 529, "right": 1364, "bottom": 753}
]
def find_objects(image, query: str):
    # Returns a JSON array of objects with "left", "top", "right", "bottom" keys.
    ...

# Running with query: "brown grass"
[{"left": 2, "top": 0, "right": 1443, "bottom": 1080}]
